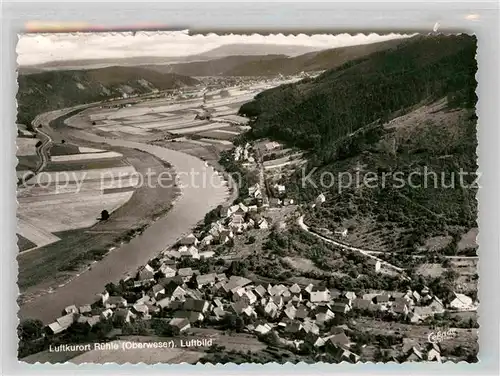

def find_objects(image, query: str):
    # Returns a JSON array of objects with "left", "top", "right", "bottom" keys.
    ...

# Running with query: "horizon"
[{"left": 17, "top": 30, "right": 411, "bottom": 67}]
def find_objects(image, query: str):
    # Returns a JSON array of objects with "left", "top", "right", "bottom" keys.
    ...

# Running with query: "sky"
[{"left": 16, "top": 30, "right": 411, "bottom": 66}]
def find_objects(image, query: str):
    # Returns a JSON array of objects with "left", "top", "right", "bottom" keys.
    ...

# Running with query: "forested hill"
[
  {"left": 239, "top": 34, "right": 477, "bottom": 160},
  {"left": 17, "top": 67, "right": 198, "bottom": 127}
]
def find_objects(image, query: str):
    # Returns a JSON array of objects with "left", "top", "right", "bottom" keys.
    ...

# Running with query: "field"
[
  {"left": 16, "top": 137, "right": 39, "bottom": 156},
  {"left": 16, "top": 132, "right": 41, "bottom": 179},
  {"left": 69, "top": 340, "right": 206, "bottom": 364},
  {"left": 17, "top": 144, "right": 136, "bottom": 251},
  {"left": 64, "top": 329, "right": 266, "bottom": 364},
  {"left": 17, "top": 144, "right": 178, "bottom": 298},
  {"left": 72, "top": 85, "right": 258, "bottom": 148}
]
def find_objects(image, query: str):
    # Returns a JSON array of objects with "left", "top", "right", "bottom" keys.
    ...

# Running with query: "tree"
[
  {"left": 18, "top": 319, "right": 44, "bottom": 341},
  {"left": 100, "top": 210, "right": 110, "bottom": 220}
]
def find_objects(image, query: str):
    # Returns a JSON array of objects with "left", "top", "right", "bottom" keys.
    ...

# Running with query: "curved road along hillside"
[{"left": 19, "top": 110, "right": 230, "bottom": 324}]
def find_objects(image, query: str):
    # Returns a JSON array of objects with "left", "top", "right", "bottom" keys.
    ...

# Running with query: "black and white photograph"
[{"left": 15, "top": 29, "right": 479, "bottom": 365}]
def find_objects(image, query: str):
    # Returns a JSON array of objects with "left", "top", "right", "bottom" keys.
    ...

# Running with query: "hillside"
[
  {"left": 145, "top": 54, "right": 287, "bottom": 77},
  {"left": 240, "top": 34, "right": 478, "bottom": 258},
  {"left": 144, "top": 39, "right": 405, "bottom": 77},
  {"left": 16, "top": 66, "right": 199, "bottom": 126},
  {"left": 226, "top": 38, "right": 405, "bottom": 76},
  {"left": 240, "top": 35, "right": 477, "bottom": 153},
  {"left": 194, "top": 43, "right": 323, "bottom": 58}
]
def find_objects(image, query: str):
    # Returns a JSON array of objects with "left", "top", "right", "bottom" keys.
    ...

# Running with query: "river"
[{"left": 19, "top": 123, "right": 230, "bottom": 324}]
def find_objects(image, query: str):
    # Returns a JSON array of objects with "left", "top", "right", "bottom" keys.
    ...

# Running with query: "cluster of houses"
[
  {"left": 41, "top": 139, "right": 476, "bottom": 363},
  {"left": 234, "top": 143, "right": 255, "bottom": 165},
  {"left": 46, "top": 250, "right": 471, "bottom": 364}
]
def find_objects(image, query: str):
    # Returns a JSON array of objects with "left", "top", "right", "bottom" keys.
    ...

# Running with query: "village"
[{"left": 35, "top": 140, "right": 479, "bottom": 364}]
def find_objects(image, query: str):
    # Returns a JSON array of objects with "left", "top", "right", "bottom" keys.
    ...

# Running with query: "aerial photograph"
[{"left": 16, "top": 30, "right": 478, "bottom": 364}]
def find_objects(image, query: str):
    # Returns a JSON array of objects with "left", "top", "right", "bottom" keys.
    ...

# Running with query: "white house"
[
  {"left": 367, "top": 258, "right": 381, "bottom": 273},
  {"left": 273, "top": 184, "right": 286, "bottom": 195},
  {"left": 315, "top": 193, "right": 326, "bottom": 205},
  {"left": 449, "top": 293, "right": 474, "bottom": 310},
  {"left": 334, "top": 228, "right": 348, "bottom": 237},
  {"left": 160, "top": 265, "right": 177, "bottom": 278},
  {"left": 169, "top": 318, "right": 191, "bottom": 332},
  {"left": 257, "top": 218, "right": 269, "bottom": 230}
]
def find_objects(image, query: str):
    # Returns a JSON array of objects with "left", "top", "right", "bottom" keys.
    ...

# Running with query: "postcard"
[{"left": 16, "top": 30, "right": 478, "bottom": 364}]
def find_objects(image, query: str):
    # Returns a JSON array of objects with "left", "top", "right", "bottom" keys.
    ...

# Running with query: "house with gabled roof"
[
  {"left": 295, "top": 305, "right": 309, "bottom": 321},
  {"left": 114, "top": 308, "right": 136, "bottom": 324},
  {"left": 428, "top": 297, "right": 445, "bottom": 314},
  {"left": 63, "top": 305, "right": 79, "bottom": 315},
  {"left": 218, "top": 229, "right": 234, "bottom": 244},
  {"left": 310, "top": 290, "right": 331, "bottom": 303},
  {"left": 328, "top": 332, "right": 350, "bottom": 347},
  {"left": 78, "top": 304, "right": 92, "bottom": 315},
  {"left": 100, "top": 309, "right": 113, "bottom": 320},
  {"left": 402, "top": 338, "right": 421, "bottom": 354},
  {"left": 315, "top": 306, "right": 335, "bottom": 324},
  {"left": 77, "top": 315, "right": 100, "bottom": 328},
  {"left": 413, "top": 306, "right": 435, "bottom": 320},
  {"left": 449, "top": 292, "right": 474, "bottom": 310},
  {"left": 352, "top": 299, "right": 373, "bottom": 311},
  {"left": 367, "top": 258, "right": 382, "bottom": 273},
  {"left": 392, "top": 302, "right": 410, "bottom": 316},
  {"left": 257, "top": 218, "right": 269, "bottom": 229},
  {"left": 301, "top": 320, "right": 320, "bottom": 335},
  {"left": 223, "top": 276, "right": 252, "bottom": 294},
  {"left": 138, "top": 264, "right": 155, "bottom": 281},
  {"left": 149, "top": 284, "right": 165, "bottom": 298},
  {"left": 159, "top": 264, "right": 177, "bottom": 278},
  {"left": 289, "top": 283, "right": 301, "bottom": 295},
  {"left": 408, "top": 311, "right": 422, "bottom": 324},
  {"left": 178, "top": 267, "right": 194, "bottom": 282},
  {"left": 284, "top": 305, "right": 298, "bottom": 320},
  {"left": 155, "top": 296, "right": 171, "bottom": 308},
  {"left": 285, "top": 322, "right": 303, "bottom": 334},
  {"left": 166, "top": 250, "right": 182, "bottom": 260},
  {"left": 105, "top": 296, "right": 127, "bottom": 309},
  {"left": 264, "top": 300, "right": 279, "bottom": 319},
  {"left": 183, "top": 299, "right": 210, "bottom": 313},
  {"left": 254, "top": 323, "right": 272, "bottom": 335},
  {"left": 330, "top": 303, "right": 350, "bottom": 314},
  {"left": 178, "top": 233, "right": 199, "bottom": 246},
  {"left": 216, "top": 273, "right": 227, "bottom": 282},
  {"left": 133, "top": 303, "right": 149, "bottom": 316},
  {"left": 231, "top": 301, "right": 257, "bottom": 318},
  {"left": 196, "top": 273, "right": 217, "bottom": 288},
  {"left": 174, "top": 310, "right": 204, "bottom": 323},
  {"left": 327, "top": 343, "right": 360, "bottom": 363},
  {"left": 374, "top": 294, "right": 390, "bottom": 304},
  {"left": 427, "top": 347, "right": 441, "bottom": 362},
  {"left": 213, "top": 306, "right": 227, "bottom": 320},
  {"left": 169, "top": 317, "right": 191, "bottom": 332},
  {"left": 405, "top": 346, "right": 424, "bottom": 362},
  {"left": 164, "top": 285, "right": 187, "bottom": 301},
  {"left": 47, "top": 313, "right": 76, "bottom": 335},
  {"left": 254, "top": 285, "right": 268, "bottom": 299},
  {"left": 200, "top": 234, "right": 214, "bottom": 247}
]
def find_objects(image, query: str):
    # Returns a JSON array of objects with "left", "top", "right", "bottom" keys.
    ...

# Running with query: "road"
[
  {"left": 297, "top": 215, "right": 405, "bottom": 273},
  {"left": 19, "top": 102, "right": 231, "bottom": 324},
  {"left": 298, "top": 216, "right": 477, "bottom": 272}
]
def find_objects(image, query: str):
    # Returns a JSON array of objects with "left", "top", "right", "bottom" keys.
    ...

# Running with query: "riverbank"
[{"left": 18, "top": 107, "right": 230, "bottom": 324}]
